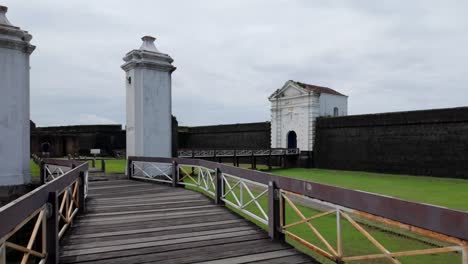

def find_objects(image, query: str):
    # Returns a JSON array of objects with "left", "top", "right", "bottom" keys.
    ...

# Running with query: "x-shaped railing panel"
[
  {"left": 221, "top": 173, "right": 268, "bottom": 225},
  {"left": 177, "top": 165, "right": 216, "bottom": 196},
  {"left": 280, "top": 190, "right": 467, "bottom": 263},
  {"left": 131, "top": 161, "right": 173, "bottom": 183},
  {"left": 44, "top": 165, "right": 66, "bottom": 182}
]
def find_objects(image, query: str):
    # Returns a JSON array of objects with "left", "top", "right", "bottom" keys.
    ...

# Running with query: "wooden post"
[
  {"left": 126, "top": 158, "right": 132, "bottom": 179},
  {"left": 250, "top": 153, "right": 254, "bottom": 169},
  {"left": 40, "top": 161, "right": 45, "bottom": 185},
  {"left": 233, "top": 150, "right": 237, "bottom": 166},
  {"left": 171, "top": 160, "right": 178, "bottom": 187},
  {"left": 46, "top": 191, "right": 59, "bottom": 264},
  {"left": 78, "top": 171, "right": 86, "bottom": 214},
  {"left": 337, "top": 209, "right": 343, "bottom": 262},
  {"left": 268, "top": 152, "right": 272, "bottom": 171},
  {"left": 462, "top": 246, "right": 468, "bottom": 264},
  {"left": 268, "top": 181, "right": 284, "bottom": 241},
  {"left": 101, "top": 159, "right": 106, "bottom": 172},
  {"left": 0, "top": 242, "right": 5, "bottom": 264},
  {"left": 214, "top": 167, "right": 224, "bottom": 205}
]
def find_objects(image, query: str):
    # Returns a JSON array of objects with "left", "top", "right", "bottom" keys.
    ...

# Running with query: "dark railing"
[
  {"left": 177, "top": 148, "right": 300, "bottom": 158},
  {"left": 128, "top": 156, "right": 468, "bottom": 263},
  {"left": 0, "top": 159, "right": 88, "bottom": 264}
]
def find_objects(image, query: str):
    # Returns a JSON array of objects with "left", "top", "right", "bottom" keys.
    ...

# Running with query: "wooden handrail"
[
  {"left": 0, "top": 160, "right": 88, "bottom": 264},
  {"left": 128, "top": 156, "right": 468, "bottom": 263},
  {"left": 128, "top": 156, "right": 468, "bottom": 242}
]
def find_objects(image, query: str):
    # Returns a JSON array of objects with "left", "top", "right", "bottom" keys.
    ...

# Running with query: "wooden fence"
[
  {"left": 0, "top": 160, "right": 88, "bottom": 264},
  {"left": 128, "top": 156, "right": 468, "bottom": 264}
]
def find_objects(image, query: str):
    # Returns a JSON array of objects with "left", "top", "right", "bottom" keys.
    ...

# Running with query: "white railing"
[
  {"left": 131, "top": 161, "right": 173, "bottom": 184},
  {"left": 177, "top": 165, "right": 216, "bottom": 196},
  {"left": 221, "top": 173, "right": 269, "bottom": 225}
]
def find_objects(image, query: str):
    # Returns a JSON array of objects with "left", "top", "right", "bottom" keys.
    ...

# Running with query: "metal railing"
[
  {"left": 128, "top": 156, "right": 468, "bottom": 264},
  {"left": 0, "top": 160, "right": 88, "bottom": 264},
  {"left": 177, "top": 148, "right": 300, "bottom": 158}
]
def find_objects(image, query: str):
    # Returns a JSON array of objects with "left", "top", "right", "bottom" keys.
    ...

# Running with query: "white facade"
[
  {"left": 0, "top": 6, "right": 35, "bottom": 186},
  {"left": 122, "top": 36, "right": 176, "bottom": 158},
  {"left": 269, "top": 80, "right": 347, "bottom": 151}
]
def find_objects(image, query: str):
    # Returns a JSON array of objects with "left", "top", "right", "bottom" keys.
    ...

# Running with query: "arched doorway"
[
  {"left": 287, "top": 131, "right": 297, "bottom": 149},
  {"left": 41, "top": 142, "right": 51, "bottom": 153}
]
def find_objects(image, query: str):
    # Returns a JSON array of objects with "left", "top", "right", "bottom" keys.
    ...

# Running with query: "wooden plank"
[
  {"left": 86, "top": 190, "right": 196, "bottom": 202},
  {"left": 245, "top": 255, "right": 318, "bottom": 264},
  {"left": 61, "top": 229, "right": 260, "bottom": 257},
  {"left": 86, "top": 197, "right": 207, "bottom": 210},
  {"left": 62, "top": 226, "right": 255, "bottom": 250},
  {"left": 88, "top": 183, "right": 148, "bottom": 190},
  {"left": 61, "top": 234, "right": 269, "bottom": 263},
  {"left": 91, "top": 239, "right": 292, "bottom": 264},
  {"left": 61, "top": 220, "right": 248, "bottom": 245},
  {"left": 81, "top": 204, "right": 217, "bottom": 218},
  {"left": 85, "top": 201, "right": 212, "bottom": 214},
  {"left": 68, "top": 212, "right": 241, "bottom": 235},
  {"left": 75, "top": 207, "right": 224, "bottom": 225},
  {"left": 193, "top": 249, "right": 300, "bottom": 264}
]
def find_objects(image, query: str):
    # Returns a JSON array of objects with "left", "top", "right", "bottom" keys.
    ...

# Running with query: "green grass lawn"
[
  {"left": 104, "top": 159, "right": 127, "bottom": 173},
  {"left": 83, "top": 159, "right": 127, "bottom": 174},
  {"left": 270, "top": 168, "right": 468, "bottom": 211},
  {"left": 30, "top": 159, "right": 40, "bottom": 179}
]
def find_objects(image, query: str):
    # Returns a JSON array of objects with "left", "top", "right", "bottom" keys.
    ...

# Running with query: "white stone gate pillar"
[
  {"left": 0, "top": 6, "right": 35, "bottom": 186},
  {"left": 122, "top": 36, "right": 176, "bottom": 159}
]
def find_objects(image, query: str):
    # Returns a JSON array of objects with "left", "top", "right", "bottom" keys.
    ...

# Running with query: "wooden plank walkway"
[{"left": 60, "top": 177, "right": 317, "bottom": 264}]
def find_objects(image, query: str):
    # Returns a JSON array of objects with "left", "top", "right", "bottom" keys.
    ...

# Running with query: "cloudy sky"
[{"left": 3, "top": 0, "right": 468, "bottom": 127}]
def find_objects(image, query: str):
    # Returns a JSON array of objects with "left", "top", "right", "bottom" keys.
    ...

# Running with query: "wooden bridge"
[
  {"left": 60, "top": 177, "right": 315, "bottom": 263},
  {"left": 1, "top": 158, "right": 467, "bottom": 264}
]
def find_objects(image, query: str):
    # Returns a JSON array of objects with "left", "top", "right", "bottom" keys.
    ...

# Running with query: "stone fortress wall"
[
  {"left": 30, "top": 121, "right": 271, "bottom": 157},
  {"left": 31, "top": 107, "right": 468, "bottom": 178},
  {"left": 314, "top": 107, "right": 468, "bottom": 179},
  {"left": 178, "top": 122, "right": 271, "bottom": 149}
]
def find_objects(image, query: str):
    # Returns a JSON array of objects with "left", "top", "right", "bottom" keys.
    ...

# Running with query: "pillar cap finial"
[
  {"left": 0, "top": 5, "right": 13, "bottom": 26},
  {"left": 139, "top": 35, "right": 159, "bottom": 52}
]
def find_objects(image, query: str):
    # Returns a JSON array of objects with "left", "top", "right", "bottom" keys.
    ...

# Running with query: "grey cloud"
[{"left": 3, "top": 0, "right": 468, "bottom": 126}]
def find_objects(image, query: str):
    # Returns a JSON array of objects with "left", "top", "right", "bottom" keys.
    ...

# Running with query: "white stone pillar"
[
  {"left": 0, "top": 6, "right": 35, "bottom": 186},
  {"left": 122, "top": 36, "right": 176, "bottom": 159}
]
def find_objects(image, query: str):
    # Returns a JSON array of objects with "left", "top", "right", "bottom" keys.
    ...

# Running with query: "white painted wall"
[
  {"left": 0, "top": 6, "right": 35, "bottom": 186},
  {"left": 122, "top": 36, "right": 175, "bottom": 159},
  {"left": 141, "top": 68, "right": 172, "bottom": 157},
  {"left": 319, "top": 93, "right": 348, "bottom": 117},
  {"left": 270, "top": 83, "right": 321, "bottom": 151}
]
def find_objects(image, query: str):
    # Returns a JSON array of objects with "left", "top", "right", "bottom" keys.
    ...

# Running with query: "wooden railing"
[
  {"left": 128, "top": 156, "right": 468, "bottom": 264},
  {"left": 0, "top": 160, "right": 88, "bottom": 264}
]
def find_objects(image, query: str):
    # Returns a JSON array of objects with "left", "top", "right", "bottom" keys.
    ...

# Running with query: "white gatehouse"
[{"left": 269, "top": 80, "right": 348, "bottom": 152}]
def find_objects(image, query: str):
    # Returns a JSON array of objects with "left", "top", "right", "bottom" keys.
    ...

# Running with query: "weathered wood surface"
[{"left": 60, "top": 178, "right": 317, "bottom": 263}]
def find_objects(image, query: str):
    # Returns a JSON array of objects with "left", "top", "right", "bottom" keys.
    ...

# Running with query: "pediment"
[{"left": 269, "top": 81, "right": 307, "bottom": 100}]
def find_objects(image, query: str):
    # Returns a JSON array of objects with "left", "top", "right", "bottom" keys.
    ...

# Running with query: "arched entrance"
[
  {"left": 41, "top": 142, "right": 51, "bottom": 153},
  {"left": 287, "top": 131, "right": 297, "bottom": 149}
]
